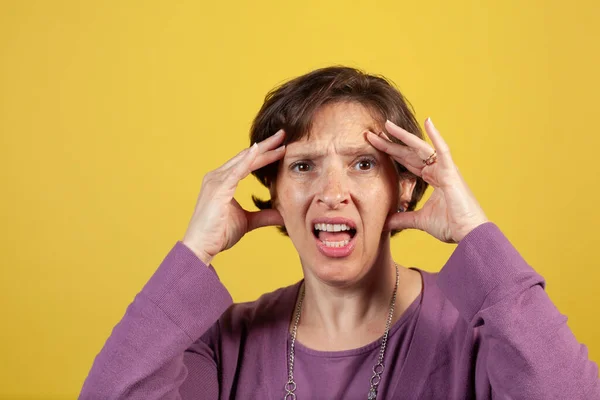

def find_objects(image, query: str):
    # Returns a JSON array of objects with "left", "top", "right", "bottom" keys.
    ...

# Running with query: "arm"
[
  {"left": 79, "top": 242, "right": 232, "bottom": 399},
  {"left": 80, "top": 130, "right": 287, "bottom": 399},
  {"left": 369, "top": 118, "right": 599, "bottom": 398},
  {"left": 437, "top": 223, "right": 600, "bottom": 399}
]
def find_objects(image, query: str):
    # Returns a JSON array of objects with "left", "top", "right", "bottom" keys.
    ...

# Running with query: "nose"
[{"left": 316, "top": 164, "right": 350, "bottom": 210}]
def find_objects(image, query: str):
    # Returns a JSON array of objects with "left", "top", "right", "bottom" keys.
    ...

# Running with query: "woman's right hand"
[{"left": 182, "top": 130, "right": 286, "bottom": 265}]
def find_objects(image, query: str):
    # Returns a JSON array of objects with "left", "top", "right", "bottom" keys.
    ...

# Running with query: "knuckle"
[
  {"left": 439, "top": 147, "right": 451, "bottom": 156},
  {"left": 201, "top": 173, "right": 213, "bottom": 185},
  {"left": 201, "top": 172, "right": 222, "bottom": 188}
]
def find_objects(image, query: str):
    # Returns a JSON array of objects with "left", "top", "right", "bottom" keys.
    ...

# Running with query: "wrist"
[
  {"left": 455, "top": 219, "right": 489, "bottom": 243},
  {"left": 181, "top": 240, "right": 214, "bottom": 266}
]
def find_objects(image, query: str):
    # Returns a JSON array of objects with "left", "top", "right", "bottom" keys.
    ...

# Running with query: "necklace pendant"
[{"left": 368, "top": 388, "right": 377, "bottom": 399}]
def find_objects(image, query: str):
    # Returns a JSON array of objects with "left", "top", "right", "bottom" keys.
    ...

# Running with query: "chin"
[
  {"left": 301, "top": 247, "right": 374, "bottom": 287},
  {"left": 311, "top": 265, "right": 364, "bottom": 287}
]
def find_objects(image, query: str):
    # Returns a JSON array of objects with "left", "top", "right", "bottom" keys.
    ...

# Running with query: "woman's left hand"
[{"left": 366, "top": 118, "right": 488, "bottom": 243}]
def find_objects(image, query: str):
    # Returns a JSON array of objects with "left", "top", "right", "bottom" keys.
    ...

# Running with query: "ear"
[{"left": 398, "top": 175, "right": 417, "bottom": 211}]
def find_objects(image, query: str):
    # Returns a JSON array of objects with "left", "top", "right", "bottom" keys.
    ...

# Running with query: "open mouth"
[{"left": 313, "top": 223, "right": 357, "bottom": 248}]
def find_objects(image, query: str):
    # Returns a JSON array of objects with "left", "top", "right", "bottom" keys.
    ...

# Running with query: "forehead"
[{"left": 290, "top": 102, "right": 382, "bottom": 150}]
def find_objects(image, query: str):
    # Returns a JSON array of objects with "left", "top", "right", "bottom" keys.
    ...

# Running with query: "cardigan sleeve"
[
  {"left": 436, "top": 223, "right": 600, "bottom": 399},
  {"left": 79, "top": 241, "right": 233, "bottom": 399}
]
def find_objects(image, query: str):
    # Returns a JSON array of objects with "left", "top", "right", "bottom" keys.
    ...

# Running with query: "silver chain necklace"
[{"left": 284, "top": 265, "right": 400, "bottom": 400}]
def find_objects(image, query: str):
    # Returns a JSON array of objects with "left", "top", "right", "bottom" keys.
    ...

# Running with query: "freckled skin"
[{"left": 272, "top": 102, "right": 403, "bottom": 287}]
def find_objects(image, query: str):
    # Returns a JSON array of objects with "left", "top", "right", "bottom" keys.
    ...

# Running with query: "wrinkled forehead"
[{"left": 287, "top": 102, "right": 384, "bottom": 153}]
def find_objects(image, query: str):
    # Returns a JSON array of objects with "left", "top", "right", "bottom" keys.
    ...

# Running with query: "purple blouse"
[{"left": 80, "top": 223, "right": 600, "bottom": 399}]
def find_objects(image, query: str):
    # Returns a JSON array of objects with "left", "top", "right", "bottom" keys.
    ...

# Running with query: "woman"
[{"left": 80, "top": 67, "right": 599, "bottom": 399}]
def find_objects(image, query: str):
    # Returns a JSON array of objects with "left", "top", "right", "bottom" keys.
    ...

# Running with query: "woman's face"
[{"left": 274, "top": 102, "right": 401, "bottom": 286}]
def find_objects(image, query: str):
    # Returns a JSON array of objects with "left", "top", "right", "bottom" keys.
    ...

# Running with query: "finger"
[
  {"left": 219, "top": 130, "right": 285, "bottom": 172},
  {"left": 219, "top": 147, "right": 251, "bottom": 171},
  {"left": 385, "top": 120, "right": 435, "bottom": 160},
  {"left": 385, "top": 210, "right": 421, "bottom": 232},
  {"left": 246, "top": 208, "right": 285, "bottom": 231},
  {"left": 224, "top": 136, "right": 285, "bottom": 189},
  {"left": 227, "top": 143, "right": 260, "bottom": 184},
  {"left": 255, "top": 129, "right": 285, "bottom": 153},
  {"left": 423, "top": 118, "right": 452, "bottom": 167},
  {"left": 379, "top": 130, "right": 393, "bottom": 142},
  {"left": 251, "top": 144, "right": 286, "bottom": 171},
  {"left": 366, "top": 132, "right": 424, "bottom": 175}
]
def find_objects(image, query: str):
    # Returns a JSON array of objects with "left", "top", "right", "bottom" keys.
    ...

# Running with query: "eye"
[
  {"left": 354, "top": 157, "right": 376, "bottom": 171},
  {"left": 290, "top": 161, "right": 313, "bottom": 173}
]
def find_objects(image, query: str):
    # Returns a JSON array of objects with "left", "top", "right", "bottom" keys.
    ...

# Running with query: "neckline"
[{"left": 287, "top": 268, "right": 425, "bottom": 358}]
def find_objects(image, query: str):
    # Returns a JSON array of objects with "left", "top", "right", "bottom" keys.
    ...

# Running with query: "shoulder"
[
  {"left": 415, "top": 268, "right": 464, "bottom": 326},
  {"left": 196, "top": 282, "right": 300, "bottom": 350},
  {"left": 412, "top": 268, "right": 476, "bottom": 355},
  {"left": 220, "top": 281, "right": 301, "bottom": 332}
]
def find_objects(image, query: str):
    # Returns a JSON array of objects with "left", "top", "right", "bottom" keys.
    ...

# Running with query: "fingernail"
[
  {"left": 366, "top": 131, "right": 381, "bottom": 140},
  {"left": 379, "top": 131, "right": 392, "bottom": 142},
  {"left": 250, "top": 142, "right": 259, "bottom": 152},
  {"left": 385, "top": 119, "right": 396, "bottom": 127},
  {"left": 274, "top": 129, "right": 284, "bottom": 136},
  {"left": 426, "top": 117, "right": 434, "bottom": 127}
]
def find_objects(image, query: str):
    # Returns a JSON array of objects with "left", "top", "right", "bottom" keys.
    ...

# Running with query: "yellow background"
[{"left": 1, "top": 0, "right": 599, "bottom": 397}]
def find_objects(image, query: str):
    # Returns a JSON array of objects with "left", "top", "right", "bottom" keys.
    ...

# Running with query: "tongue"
[{"left": 318, "top": 231, "right": 352, "bottom": 242}]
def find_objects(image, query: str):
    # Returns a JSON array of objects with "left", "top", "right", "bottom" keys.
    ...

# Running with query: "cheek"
[
  {"left": 352, "top": 177, "right": 397, "bottom": 221},
  {"left": 275, "top": 181, "right": 312, "bottom": 221},
  {"left": 356, "top": 185, "right": 394, "bottom": 210}
]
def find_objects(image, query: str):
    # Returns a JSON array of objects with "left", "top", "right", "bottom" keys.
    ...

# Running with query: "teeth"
[
  {"left": 322, "top": 239, "right": 350, "bottom": 248},
  {"left": 313, "top": 223, "right": 352, "bottom": 232}
]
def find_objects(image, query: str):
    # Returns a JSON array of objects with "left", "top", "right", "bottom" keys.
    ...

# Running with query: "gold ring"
[{"left": 423, "top": 151, "right": 437, "bottom": 166}]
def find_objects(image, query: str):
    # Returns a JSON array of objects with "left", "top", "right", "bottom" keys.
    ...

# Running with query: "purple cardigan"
[{"left": 80, "top": 223, "right": 600, "bottom": 399}]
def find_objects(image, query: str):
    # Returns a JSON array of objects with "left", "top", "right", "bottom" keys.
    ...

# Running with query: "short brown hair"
[{"left": 250, "top": 66, "right": 428, "bottom": 232}]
